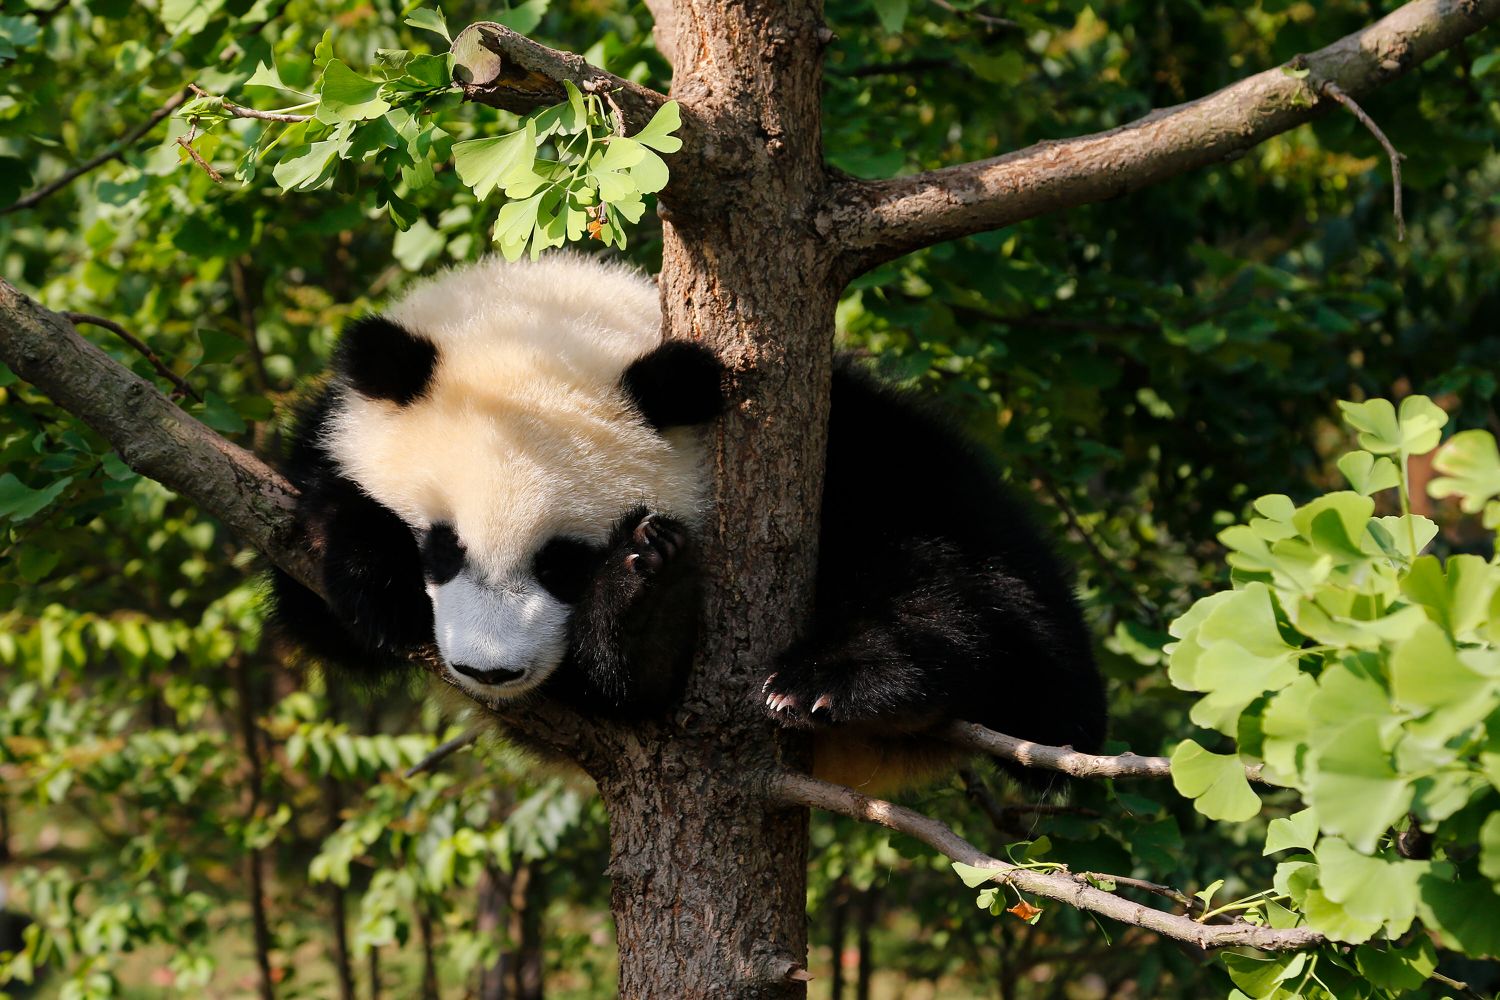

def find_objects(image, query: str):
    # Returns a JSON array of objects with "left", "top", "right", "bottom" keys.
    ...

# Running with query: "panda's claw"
[
  {"left": 623, "top": 511, "right": 686, "bottom": 576},
  {"left": 811, "top": 694, "right": 832, "bottom": 714}
]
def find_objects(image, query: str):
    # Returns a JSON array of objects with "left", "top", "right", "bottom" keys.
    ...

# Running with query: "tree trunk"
[
  {"left": 854, "top": 892, "right": 876, "bottom": 1000},
  {"left": 510, "top": 863, "right": 545, "bottom": 1000},
  {"left": 829, "top": 883, "right": 848, "bottom": 999},
  {"left": 417, "top": 903, "right": 440, "bottom": 1000},
  {"left": 580, "top": 0, "right": 835, "bottom": 996},
  {"left": 476, "top": 862, "right": 511, "bottom": 1000}
]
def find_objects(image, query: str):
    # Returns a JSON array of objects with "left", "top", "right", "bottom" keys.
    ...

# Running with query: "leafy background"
[{"left": 1, "top": 0, "right": 1499, "bottom": 997}]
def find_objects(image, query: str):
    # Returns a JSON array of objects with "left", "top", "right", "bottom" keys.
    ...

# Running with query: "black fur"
[
  {"left": 546, "top": 508, "right": 699, "bottom": 710},
  {"left": 268, "top": 387, "right": 433, "bottom": 681},
  {"left": 419, "top": 523, "right": 466, "bottom": 585},
  {"left": 335, "top": 316, "right": 438, "bottom": 406},
  {"left": 765, "top": 360, "right": 1106, "bottom": 755},
  {"left": 621, "top": 341, "right": 725, "bottom": 429}
]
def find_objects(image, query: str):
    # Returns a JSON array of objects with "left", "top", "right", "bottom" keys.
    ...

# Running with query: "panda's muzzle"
[{"left": 449, "top": 662, "right": 526, "bottom": 686}]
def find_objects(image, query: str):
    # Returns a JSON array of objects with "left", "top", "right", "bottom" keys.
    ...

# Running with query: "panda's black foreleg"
[{"left": 564, "top": 508, "right": 699, "bottom": 710}]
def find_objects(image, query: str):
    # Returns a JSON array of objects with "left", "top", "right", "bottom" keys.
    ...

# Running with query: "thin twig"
[
  {"left": 2, "top": 89, "right": 189, "bottom": 215},
  {"left": 404, "top": 730, "right": 481, "bottom": 778},
  {"left": 771, "top": 771, "right": 1321, "bottom": 952},
  {"left": 959, "top": 767, "right": 1100, "bottom": 828},
  {"left": 945, "top": 721, "right": 1271, "bottom": 784},
  {"left": 1078, "top": 872, "right": 1203, "bottom": 915},
  {"left": 62, "top": 312, "right": 202, "bottom": 402},
  {"left": 1429, "top": 970, "right": 1486, "bottom": 1000},
  {"left": 175, "top": 136, "right": 225, "bottom": 183},
  {"left": 1321, "top": 81, "right": 1406, "bottom": 241},
  {"left": 928, "top": 0, "right": 1021, "bottom": 29},
  {"left": 187, "top": 83, "right": 312, "bottom": 123},
  {"left": 959, "top": 766, "right": 1022, "bottom": 836},
  {"left": 1024, "top": 460, "right": 1160, "bottom": 619}
]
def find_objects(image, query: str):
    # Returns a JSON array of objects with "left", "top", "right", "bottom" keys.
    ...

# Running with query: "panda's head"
[{"left": 321, "top": 255, "right": 723, "bottom": 700}]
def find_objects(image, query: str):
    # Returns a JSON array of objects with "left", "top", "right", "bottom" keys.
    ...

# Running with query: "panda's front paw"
[{"left": 622, "top": 512, "right": 687, "bottom": 578}]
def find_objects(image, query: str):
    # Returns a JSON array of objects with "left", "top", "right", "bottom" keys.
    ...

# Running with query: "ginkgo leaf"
[
  {"left": 1171, "top": 740, "right": 1261, "bottom": 821},
  {"left": 1430, "top": 429, "right": 1500, "bottom": 513}
]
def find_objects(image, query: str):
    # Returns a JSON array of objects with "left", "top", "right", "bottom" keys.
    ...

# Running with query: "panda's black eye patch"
[
  {"left": 419, "top": 522, "right": 466, "bottom": 585},
  {"left": 534, "top": 537, "right": 604, "bottom": 604}
]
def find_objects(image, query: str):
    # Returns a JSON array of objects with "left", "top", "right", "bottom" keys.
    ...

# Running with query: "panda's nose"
[{"left": 450, "top": 662, "right": 526, "bottom": 686}]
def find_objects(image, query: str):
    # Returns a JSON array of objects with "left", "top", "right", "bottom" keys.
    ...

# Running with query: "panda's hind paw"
[{"left": 761, "top": 672, "right": 837, "bottom": 730}]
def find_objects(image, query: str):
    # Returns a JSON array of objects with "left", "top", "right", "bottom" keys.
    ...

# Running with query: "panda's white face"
[
  {"left": 322, "top": 255, "right": 707, "bottom": 700},
  {"left": 414, "top": 521, "right": 585, "bottom": 698}
]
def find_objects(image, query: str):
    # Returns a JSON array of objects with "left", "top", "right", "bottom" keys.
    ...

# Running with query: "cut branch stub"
[{"left": 450, "top": 22, "right": 667, "bottom": 130}]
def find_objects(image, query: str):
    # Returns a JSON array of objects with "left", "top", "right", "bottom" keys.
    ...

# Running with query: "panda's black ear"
[
  {"left": 621, "top": 341, "right": 725, "bottom": 429},
  {"left": 334, "top": 316, "right": 438, "bottom": 406}
]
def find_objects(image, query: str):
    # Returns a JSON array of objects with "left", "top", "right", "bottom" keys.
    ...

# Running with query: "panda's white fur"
[{"left": 322, "top": 255, "right": 709, "bottom": 698}]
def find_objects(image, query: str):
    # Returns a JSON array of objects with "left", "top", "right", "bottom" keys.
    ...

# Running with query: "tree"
[{"left": 2, "top": 0, "right": 1499, "bottom": 997}]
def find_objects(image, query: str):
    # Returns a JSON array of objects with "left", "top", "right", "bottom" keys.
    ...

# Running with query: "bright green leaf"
[
  {"left": 403, "top": 7, "right": 450, "bottom": 41},
  {"left": 951, "top": 861, "right": 1001, "bottom": 888},
  {"left": 1305, "top": 718, "right": 1412, "bottom": 853},
  {"left": 1337, "top": 451, "right": 1400, "bottom": 496},
  {"left": 633, "top": 100, "right": 683, "bottom": 154},
  {"left": 453, "top": 123, "right": 537, "bottom": 201},
  {"left": 1264, "top": 808, "right": 1318, "bottom": 855},
  {"left": 1430, "top": 429, "right": 1500, "bottom": 514},
  {"left": 316, "top": 61, "right": 391, "bottom": 124},
  {"left": 1315, "top": 836, "right": 1423, "bottom": 932},
  {"left": 1170, "top": 739, "right": 1261, "bottom": 821}
]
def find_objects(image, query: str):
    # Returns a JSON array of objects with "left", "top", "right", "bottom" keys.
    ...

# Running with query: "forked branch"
[
  {"left": 824, "top": 0, "right": 1500, "bottom": 274},
  {"left": 0, "top": 279, "right": 317, "bottom": 591},
  {"left": 771, "top": 771, "right": 1322, "bottom": 952}
]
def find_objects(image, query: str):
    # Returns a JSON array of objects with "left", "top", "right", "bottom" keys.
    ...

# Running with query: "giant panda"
[{"left": 270, "top": 254, "right": 1106, "bottom": 791}]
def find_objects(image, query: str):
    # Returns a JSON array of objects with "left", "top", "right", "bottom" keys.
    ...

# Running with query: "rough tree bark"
[{"left": 2, "top": 0, "right": 1497, "bottom": 996}]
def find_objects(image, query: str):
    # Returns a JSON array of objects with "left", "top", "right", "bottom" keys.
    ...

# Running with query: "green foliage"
[
  {"left": 1165, "top": 397, "right": 1500, "bottom": 995},
  {"left": 451, "top": 87, "right": 680, "bottom": 259},
  {"left": 170, "top": 8, "right": 680, "bottom": 252}
]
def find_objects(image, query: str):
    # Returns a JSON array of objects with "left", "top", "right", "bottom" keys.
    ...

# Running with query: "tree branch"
[
  {"left": 771, "top": 771, "right": 1322, "bottom": 952},
  {"left": 0, "top": 280, "right": 318, "bottom": 593},
  {"left": 927, "top": 0, "right": 1020, "bottom": 31},
  {"left": 404, "top": 729, "right": 481, "bottom": 778},
  {"left": 450, "top": 22, "right": 668, "bottom": 129},
  {"left": 945, "top": 721, "right": 1270, "bottom": 784},
  {"left": 824, "top": 0, "right": 1500, "bottom": 274},
  {"left": 2, "top": 88, "right": 188, "bottom": 216}
]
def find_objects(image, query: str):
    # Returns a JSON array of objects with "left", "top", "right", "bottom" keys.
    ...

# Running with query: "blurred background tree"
[{"left": 0, "top": 0, "right": 1497, "bottom": 996}]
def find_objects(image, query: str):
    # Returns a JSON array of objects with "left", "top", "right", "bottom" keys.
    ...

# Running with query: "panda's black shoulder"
[{"left": 824, "top": 355, "right": 1078, "bottom": 606}]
